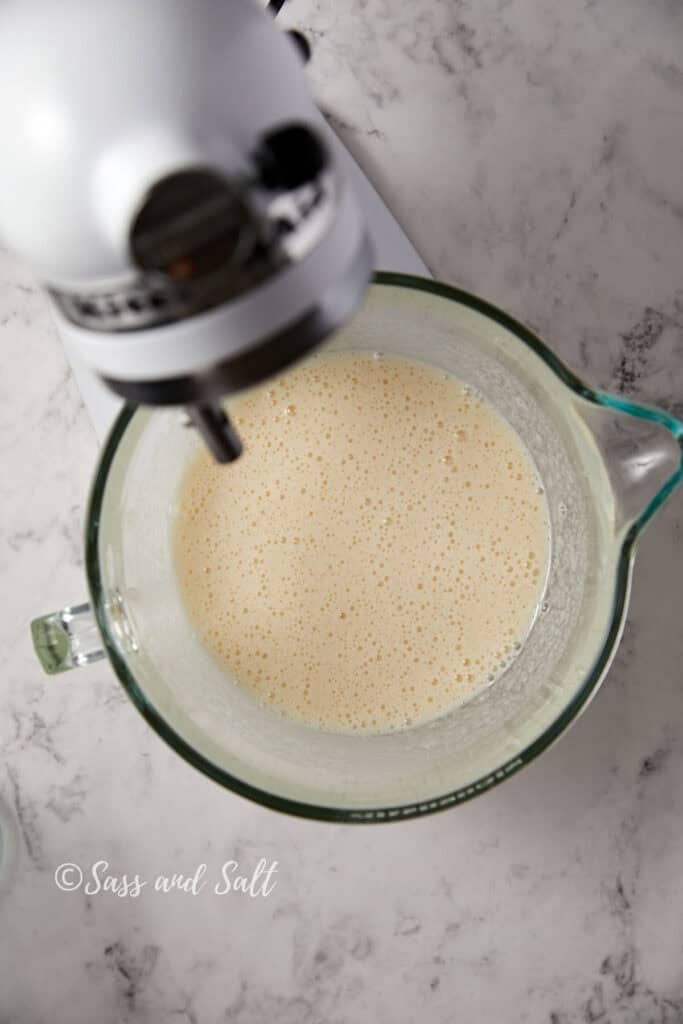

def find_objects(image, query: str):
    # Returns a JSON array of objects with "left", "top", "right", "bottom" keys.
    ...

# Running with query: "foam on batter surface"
[{"left": 174, "top": 352, "right": 549, "bottom": 733}]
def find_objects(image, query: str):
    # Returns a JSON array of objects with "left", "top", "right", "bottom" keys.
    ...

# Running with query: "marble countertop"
[{"left": 2, "top": 0, "right": 683, "bottom": 1020}]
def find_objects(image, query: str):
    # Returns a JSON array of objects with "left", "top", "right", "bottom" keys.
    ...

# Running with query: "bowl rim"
[{"left": 84, "top": 271, "right": 678, "bottom": 823}]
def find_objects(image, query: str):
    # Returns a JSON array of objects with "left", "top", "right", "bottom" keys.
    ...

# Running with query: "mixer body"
[{"left": 0, "top": 0, "right": 372, "bottom": 458}]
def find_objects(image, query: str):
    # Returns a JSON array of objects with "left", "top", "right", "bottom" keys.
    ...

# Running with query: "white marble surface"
[{"left": 2, "top": 0, "right": 683, "bottom": 1019}]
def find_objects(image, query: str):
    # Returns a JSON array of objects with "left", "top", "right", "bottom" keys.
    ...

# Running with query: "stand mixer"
[{"left": 0, "top": 0, "right": 385, "bottom": 461}]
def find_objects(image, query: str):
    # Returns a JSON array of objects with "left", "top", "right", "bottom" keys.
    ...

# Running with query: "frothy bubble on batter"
[{"left": 175, "top": 352, "right": 550, "bottom": 734}]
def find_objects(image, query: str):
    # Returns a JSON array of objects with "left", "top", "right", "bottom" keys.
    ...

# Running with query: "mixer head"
[{"left": 0, "top": 0, "right": 373, "bottom": 459}]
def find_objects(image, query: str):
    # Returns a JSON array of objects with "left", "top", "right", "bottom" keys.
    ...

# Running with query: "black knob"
[
  {"left": 287, "top": 30, "right": 311, "bottom": 64},
  {"left": 255, "top": 123, "right": 328, "bottom": 191}
]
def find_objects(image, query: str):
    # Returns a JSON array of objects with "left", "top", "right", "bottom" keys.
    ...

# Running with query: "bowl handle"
[{"left": 30, "top": 603, "right": 105, "bottom": 675}]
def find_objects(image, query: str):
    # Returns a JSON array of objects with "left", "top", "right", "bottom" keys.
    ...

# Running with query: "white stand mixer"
[{"left": 0, "top": 0, "right": 426, "bottom": 451}]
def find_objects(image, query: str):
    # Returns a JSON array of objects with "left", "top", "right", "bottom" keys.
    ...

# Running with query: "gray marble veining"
[{"left": 1, "top": 0, "right": 683, "bottom": 1020}]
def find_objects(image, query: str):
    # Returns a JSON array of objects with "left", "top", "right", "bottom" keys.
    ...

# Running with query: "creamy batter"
[{"left": 174, "top": 352, "right": 549, "bottom": 733}]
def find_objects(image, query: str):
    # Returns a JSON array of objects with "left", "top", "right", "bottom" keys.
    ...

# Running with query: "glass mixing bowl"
[{"left": 32, "top": 274, "right": 683, "bottom": 822}]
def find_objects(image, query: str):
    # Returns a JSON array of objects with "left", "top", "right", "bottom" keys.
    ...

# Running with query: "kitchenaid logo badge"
[{"left": 53, "top": 858, "right": 278, "bottom": 899}]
